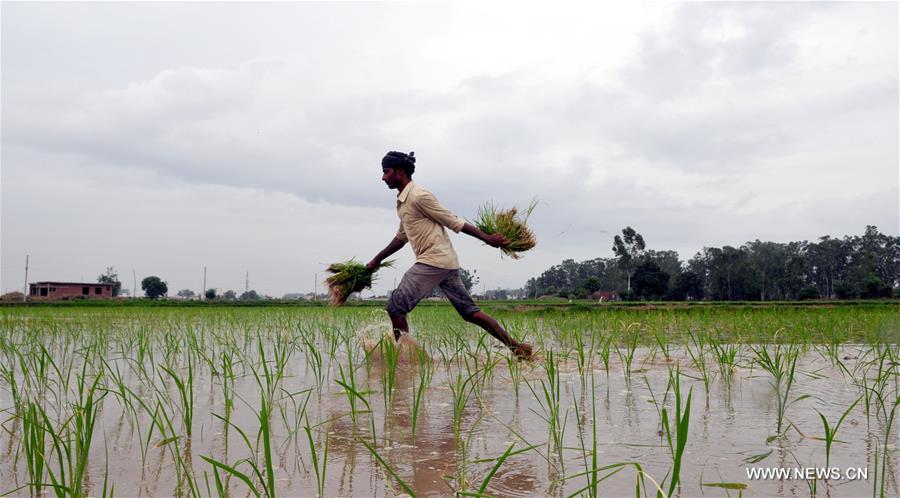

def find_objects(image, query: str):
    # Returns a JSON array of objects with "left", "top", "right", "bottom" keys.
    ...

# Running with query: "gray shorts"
[{"left": 385, "top": 263, "right": 481, "bottom": 318}]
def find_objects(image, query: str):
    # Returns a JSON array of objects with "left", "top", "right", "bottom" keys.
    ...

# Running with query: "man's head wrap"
[{"left": 382, "top": 151, "right": 416, "bottom": 175}]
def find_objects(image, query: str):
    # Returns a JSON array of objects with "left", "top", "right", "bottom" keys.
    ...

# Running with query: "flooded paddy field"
[{"left": 1, "top": 304, "right": 898, "bottom": 497}]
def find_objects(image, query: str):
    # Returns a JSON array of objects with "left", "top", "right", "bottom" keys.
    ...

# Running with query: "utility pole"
[
  {"left": 23, "top": 255, "right": 29, "bottom": 301},
  {"left": 313, "top": 273, "right": 317, "bottom": 301},
  {"left": 203, "top": 266, "right": 207, "bottom": 300},
  {"left": 132, "top": 269, "right": 137, "bottom": 299},
  {"left": 245, "top": 271, "right": 249, "bottom": 293}
]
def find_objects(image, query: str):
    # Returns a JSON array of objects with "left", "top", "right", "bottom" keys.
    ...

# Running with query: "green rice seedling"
[
  {"left": 162, "top": 330, "right": 182, "bottom": 366},
  {"left": 250, "top": 342, "right": 284, "bottom": 413},
  {"left": 0, "top": 356, "right": 21, "bottom": 415},
  {"left": 252, "top": 378, "right": 277, "bottom": 498},
  {"left": 378, "top": 336, "right": 400, "bottom": 408},
  {"left": 246, "top": 333, "right": 292, "bottom": 456},
  {"left": 505, "top": 350, "right": 523, "bottom": 398},
  {"left": 751, "top": 342, "right": 807, "bottom": 435},
  {"left": 471, "top": 198, "right": 538, "bottom": 259},
  {"left": 185, "top": 323, "right": 215, "bottom": 374},
  {"left": 872, "top": 394, "right": 899, "bottom": 498},
  {"left": 659, "top": 366, "right": 692, "bottom": 498},
  {"left": 560, "top": 459, "right": 668, "bottom": 498},
  {"left": 304, "top": 419, "right": 329, "bottom": 497},
  {"left": 113, "top": 382, "right": 162, "bottom": 470},
  {"left": 325, "top": 321, "right": 347, "bottom": 362},
  {"left": 22, "top": 401, "right": 48, "bottom": 497},
  {"left": 277, "top": 387, "right": 313, "bottom": 452},
  {"left": 14, "top": 344, "right": 64, "bottom": 415},
  {"left": 99, "top": 433, "right": 115, "bottom": 498},
  {"left": 202, "top": 403, "right": 278, "bottom": 498},
  {"left": 572, "top": 372, "right": 600, "bottom": 498},
  {"left": 686, "top": 331, "right": 712, "bottom": 396},
  {"left": 710, "top": 338, "right": 739, "bottom": 384},
  {"left": 816, "top": 396, "right": 861, "bottom": 471},
  {"left": 459, "top": 442, "right": 538, "bottom": 497},
  {"left": 153, "top": 397, "right": 202, "bottom": 498},
  {"left": 836, "top": 355, "right": 877, "bottom": 428},
  {"left": 158, "top": 362, "right": 194, "bottom": 437},
  {"left": 471, "top": 332, "right": 500, "bottom": 389},
  {"left": 219, "top": 349, "right": 236, "bottom": 423},
  {"left": 525, "top": 351, "right": 568, "bottom": 470},
  {"left": 449, "top": 366, "right": 482, "bottom": 442},
  {"left": 203, "top": 468, "right": 226, "bottom": 498},
  {"left": 336, "top": 359, "right": 366, "bottom": 423},
  {"left": 325, "top": 259, "right": 395, "bottom": 306},
  {"left": 71, "top": 361, "right": 107, "bottom": 497},
  {"left": 134, "top": 326, "right": 152, "bottom": 374},
  {"left": 359, "top": 439, "right": 416, "bottom": 497},
  {"left": 449, "top": 415, "right": 480, "bottom": 494},
  {"left": 868, "top": 345, "right": 896, "bottom": 422},
  {"left": 21, "top": 344, "right": 53, "bottom": 403},
  {"left": 100, "top": 357, "right": 135, "bottom": 419},
  {"left": 815, "top": 340, "right": 843, "bottom": 369},
  {"left": 410, "top": 348, "right": 434, "bottom": 441},
  {"left": 573, "top": 330, "right": 597, "bottom": 378},
  {"left": 201, "top": 453, "right": 261, "bottom": 498},
  {"left": 615, "top": 323, "right": 641, "bottom": 379},
  {"left": 643, "top": 373, "right": 671, "bottom": 428},
  {"left": 559, "top": 462, "right": 629, "bottom": 497},
  {"left": 462, "top": 346, "right": 495, "bottom": 401},
  {"left": 302, "top": 334, "right": 325, "bottom": 393},
  {"left": 335, "top": 368, "right": 377, "bottom": 444},
  {"left": 270, "top": 330, "right": 293, "bottom": 381},
  {"left": 39, "top": 361, "right": 106, "bottom": 498},
  {"left": 33, "top": 407, "right": 69, "bottom": 498},
  {"left": 598, "top": 333, "right": 614, "bottom": 375},
  {"left": 654, "top": 329, "right": 672, "bottom": 363}
]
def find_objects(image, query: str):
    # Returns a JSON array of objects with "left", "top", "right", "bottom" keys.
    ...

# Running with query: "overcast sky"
[{"left": 2, "top": 2, "right": 898, "bottom": 297}]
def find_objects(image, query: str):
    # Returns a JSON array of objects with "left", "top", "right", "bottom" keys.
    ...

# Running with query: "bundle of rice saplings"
[
  {"left": 472, "top": 199, "right": 538, "bottom": 259},
  {"left": 325, "top": 259, "right": 394, "bottom": 306}
]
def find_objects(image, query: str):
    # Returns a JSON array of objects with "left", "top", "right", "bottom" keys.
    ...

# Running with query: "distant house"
[
  {"left": 590, "top": 290, "right": 621, "bottom": 302},
  {"left": 29, "top": 282, "right": 114, "bottom": 299}
]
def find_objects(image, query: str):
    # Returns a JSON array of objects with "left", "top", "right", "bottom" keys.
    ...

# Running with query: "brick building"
[
  {"left": 590, "top": 290, "right": 621, "bottom": 302},
  {"left": 29, "top": 282, "right": 115, "bottom": 299}
]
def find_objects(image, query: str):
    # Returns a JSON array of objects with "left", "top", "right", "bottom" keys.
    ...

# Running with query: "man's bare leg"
[
  {"left": 391, "top": 311, "right": 531, "bottom": 358},
  {"left": 465, "top": 311, "right": 533, "bottom": 359},
  {"left": 389, "top": 314, "right": 408, "bottom": 341}
]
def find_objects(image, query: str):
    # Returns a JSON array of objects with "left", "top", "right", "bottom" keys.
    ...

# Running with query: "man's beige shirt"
[{"left": 395, "top": 181, "right": 465, "bottom": 269}]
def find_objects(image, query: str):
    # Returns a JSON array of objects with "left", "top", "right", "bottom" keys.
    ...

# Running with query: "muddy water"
[{"left": 1, "top": 328, "right": 898, "bottom": 497}]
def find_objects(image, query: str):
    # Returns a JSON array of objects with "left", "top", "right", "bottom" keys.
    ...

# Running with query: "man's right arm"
[{"left": 367, "top": 237, "right": 406, "bottom": 270}]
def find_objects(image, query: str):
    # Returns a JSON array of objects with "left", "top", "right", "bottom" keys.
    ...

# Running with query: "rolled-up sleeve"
[
  {"left": 417, "top": 192, "right": 465, "bottom": 233},
  {"left": 395, "top": 221, "right": 408, "bottom": 242}
]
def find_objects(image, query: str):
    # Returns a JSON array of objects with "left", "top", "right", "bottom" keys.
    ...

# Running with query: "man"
[{"left": 367, "top": 150, "right": 533, "bottom": 359}]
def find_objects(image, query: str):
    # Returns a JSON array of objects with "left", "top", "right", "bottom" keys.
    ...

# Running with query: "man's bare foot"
[{"left": 511, "top": 342, "right": 533, "bottom": 360}]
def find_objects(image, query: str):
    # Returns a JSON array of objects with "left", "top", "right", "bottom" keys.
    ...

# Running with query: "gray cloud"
[{"left": 2, "top": 2, "right": 897, "bottom": 295}]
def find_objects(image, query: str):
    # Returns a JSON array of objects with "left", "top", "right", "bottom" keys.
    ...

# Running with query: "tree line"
[
  {"left": 96, "top": 268, "right": 265, "bottom": 300},
  {"left": 524, "top": 225, "right": 899, "bottom": 301}
]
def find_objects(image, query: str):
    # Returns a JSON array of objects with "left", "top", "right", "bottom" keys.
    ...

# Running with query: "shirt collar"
[{"left": 397, "top": 181, "right": 416, "bottom": 203}]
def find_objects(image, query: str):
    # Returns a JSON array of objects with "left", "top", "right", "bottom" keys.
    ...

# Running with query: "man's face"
[{"left": 381, "top": 167, "right": 405, "bottom": 189}]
